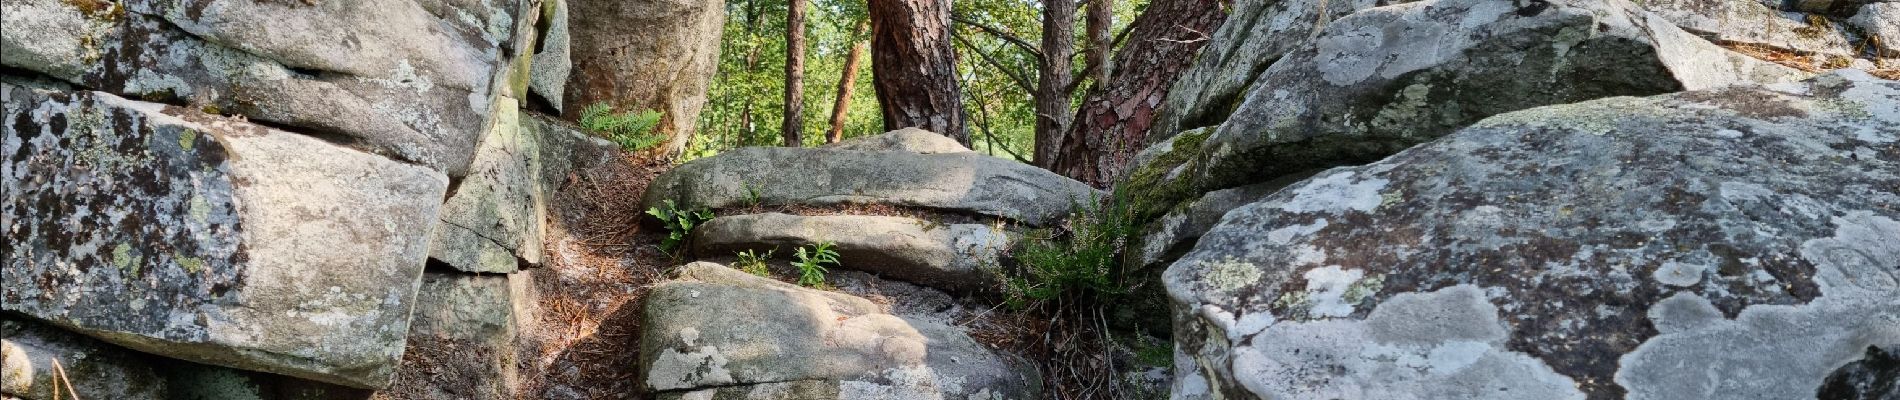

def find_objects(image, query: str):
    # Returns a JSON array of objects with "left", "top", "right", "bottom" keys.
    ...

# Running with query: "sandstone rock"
[
  {"left": 528, "top": 113, "right": 621, "bottom": 194},
  {"left": 1852, "top": 3, "right": 1900, "bottom": 58},
  {"left": 823, "top": 127, "right": 972, "bottom": 154},
  {"left": 1121, "top": 0, "right": 1805, "bottom": 229},
  {"left": 641, "top": 147, "right": 1099, "bottom": 227},
  {"left": 1130, "top": 175, "right": 1312, "bottom": 272},
  {"left": 1, "top": 85, "right": 447, "bottom": 388},
  {"left": 0, "top": 0, "right": 513, "bottom": 175},
  {"left": 2, "top": 317, "right": 167, "bottom": 400},
  {"left": 1642, "top": 0, "right": 1871, "bottom": 60},
  {"left": 692, "top": 213, "right": 1012, "bottom": 291},
  {"left": 639, "top": 262, "right": 1040, "bottom": 399},
  {"left": 1165, "top": 70, "right": 1900, "bottom": 399},
  {"left": 386, "top": 272, "right": 536, "bottom": 400},
  {"left": 431, "top": 101, "right": 547, "bottom": 273},
  {"left": 1149, "top": 0, "right": 1384, "bottom": 141},
  {"left": 530, "top": 0, "right": 573, "bottom": 112},
  {"left": 565, "top": 0, "right": 724, "bottom": 157}
]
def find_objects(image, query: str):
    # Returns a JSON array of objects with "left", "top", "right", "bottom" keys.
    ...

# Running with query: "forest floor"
[{"left": 505, "top": 149, "right": 1171, "bottom": 399}]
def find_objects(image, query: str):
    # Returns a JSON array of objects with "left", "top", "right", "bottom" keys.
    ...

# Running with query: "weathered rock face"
[
  {"left": 692, "top": 213, "right": 1012, "bottom": 291},
  {"left": 1165, "top": 71, "right": 1900, "bottom": 399},
  {"left": 641, "top": 141, "right": 1100, "bottom": 227},
  {"left": 387, "top": 272, "right": 537, "bottom": 400},
  {"left": 1122, "top": 0, "right": 1806, "bottom": 251},
  {"left": 3, "top": 317, "right": 167, "bottom": 399},
  {"left": 564, "top": 0, "right": 724, "bottom": 156},
  {"left": 431, "top": 102, "right": 547, "bottom": 273},
  {"left": 822, "top": 127, "right": 973, "bottom": 154},
  {"left": 639, "top": 263, "right": 1040, "bottom": 399},
  {"left": 1641, "top": 0, "right": 1880, "bottom": 61},
  {"left": 1852, "top": 3, "right": 1900, "bottom": 58},
  {"left": 1, "top": 85, "right": 447, "bottom": 388},
  {"left": 529, "top": 0, "right": 573, "bottom": 112},
  {"left": 0, "top": 0, "right": 522, "bottom": 175}
]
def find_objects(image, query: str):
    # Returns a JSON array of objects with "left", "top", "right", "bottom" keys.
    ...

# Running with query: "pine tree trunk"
[
  {"left": 1086, "top": 0, "right": 1112, "bottom": 84},
  {"left": 868, "top": 0, "right": 970, "bottom": 144},
  {"left": 783, "top": 0, "right": 807, "bottom": 147},
  {"left": 827, "top": 21, "right": 871, "bottom": 144},
  {"left": 1031, "top": 0, "right": 1077, "bottom": 169},
  {"left": 1053, "top": 0, "right": 1225, "bottom": 186}
]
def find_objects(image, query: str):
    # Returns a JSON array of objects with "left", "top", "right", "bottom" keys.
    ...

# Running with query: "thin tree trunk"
[
  {"left": 1032, "top": 0, "right": 1077, "bottom": 169},
  {"left": 1052, "top": 0, "right": 1225, "bottom": 186},
  {"left": 827, "top": 21, "right": 871, "bottom": 144},
  {"left": 869, "top": 0, "right": 970, "bottom": 144},
  {"left": 740, "top": 0, "right": 762, "bottom": 144},
  {"left": 783, "top": 0, "right": 807, "bottom": 147},
  {"left": 1086, "top": 0, "right": 1112, "bottom": 84}
]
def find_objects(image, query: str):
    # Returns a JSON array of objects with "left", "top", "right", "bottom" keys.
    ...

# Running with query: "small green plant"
[
  {"left": 793, "top": 241, "right": 840, "bottom": 287},
  {"left": 646, "top": 200, "right": 714, "bottom": 253},
  {"left": 740, "top": 182, "right": 763, "bottom": 208},
  {"left": 580, "top": 102, "right": 666, "bottom": 152},
  {"left": 734, "top": 247, "right": 776, "bottom": 277},
  {"left": 1001, "top": 190, "right": 1136, "bottom": 308}
]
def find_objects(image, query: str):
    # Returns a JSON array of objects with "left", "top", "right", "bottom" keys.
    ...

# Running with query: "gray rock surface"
[
  {"left": 639, "top": 262, "right": 1040, "bottom": 399},
  {"left": 1, "top": 84, "right": 447, "bottom": 389},
  {"left": 431, "top": 101, "right": 547, "bottom": 273},
  {"left": 565, "top": 0, "right": 724, "bottom": 156},
  {"left": 528, "top": 113, "right": 621, "bottom": 194},
  {"left": 3, "top": 317, "right": 167, "bottom": 400},
  {"left": 1130, "top": 174, "right": 1312, "bottom": 272},
  {"left": 530, "top": 0, "right": 573, "bottom": 112},
  {"left": 0, "top": 0, "right": 515, "bottom": 175},
  {"left": 1122, "top": 0, "right": 1805, "bottom": 231},
  {"left": 1852, "top": 3, "right": 1900, "bottom": 58},
  {"left": 1165, "top": 70, "right": 1900, "bottom": 399},
  {"left": 391, "top": 272, "right": 536, "bottom": 400},
  {"left": 1149, "top": 0, "right": 1385, "bottom": 140},
  {"left": 823, "top": 128, "right": 972, "bottom": 154},
  {"left": 1642, "top": 0, "right": 1868, "bottom": 60},
  {"left": 641, "top": 147, "right": 1099, "bottom": 227},
  {"left": 692, "top": 213, "right": 1012, "bottom": 291}
]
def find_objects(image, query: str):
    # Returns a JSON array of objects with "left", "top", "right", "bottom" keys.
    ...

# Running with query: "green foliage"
[
  {"left": 645, "top": 200, "right": 714, "bottom": 253},
  {"left": 735, "top": 248, "right": 776, "bottom": 276},
  {"left": 793, "top": 241, "right": 840, "bottom": 287},
  {"left": 741, "top": 182, "right": 764, "bottom": 208},
  {"left": 580, "top": 102, "right": 666, "bottom": 152},
  {"left": 1001, "top": 191, "right": 1137, "bottom": 308}
]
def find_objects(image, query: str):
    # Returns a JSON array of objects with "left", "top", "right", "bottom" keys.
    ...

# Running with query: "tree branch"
[
  {"left": 952, "top": 30, "right": 1038, "bottom": 95},
  {"left": 951, "top": 14, "right": 1044, "bottom": 60}
]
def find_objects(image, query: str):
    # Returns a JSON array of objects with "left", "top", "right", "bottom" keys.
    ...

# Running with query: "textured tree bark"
[
  {"left": 1031, "top": 0, "right": 1077, "bottom": 169},
  {"left": 868, "top": 0, "right": 970, "bottom": 145},
  {"left": 783, "top": 0, "right": 807, "bottom": 147},
  {"left": 828, "top": 21, "right": 871, "bottom": 144},
  {"left": 1086, "top": 0, "right": 1113, "bottom": 84},
  {"left": 1052, "top": 0, "right": 1225, "bottom": 186}
]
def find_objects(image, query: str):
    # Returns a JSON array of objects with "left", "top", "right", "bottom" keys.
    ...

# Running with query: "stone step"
[{"left": 692, "top": 213, "right": 1012, "bottom": 292}]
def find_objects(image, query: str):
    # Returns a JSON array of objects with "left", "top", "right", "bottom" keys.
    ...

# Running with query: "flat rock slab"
[
  {"left": 0, "top": 0, "right": 515, "bottom": 175},
  {"left": 692, "top": 213, "right": 1012, "bottom": 292},
  {"left": 823, "top": 127, "right": 972, "bottom": 154},
  {"left": 1165, "top": 71, "right": 1900, "bottom": 399},
  {"left": 641, "top": 143, "right": 1098, "bottom": 227},
  {"left": 1, "top": 85, "right": 447, "bottom": 388},
  {"left": 639, "top": 263, "right": 1040, "bottom": 399}
]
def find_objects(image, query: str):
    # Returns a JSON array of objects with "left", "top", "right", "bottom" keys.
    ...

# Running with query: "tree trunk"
[
  {"left": 1085, "top": 0, "right": 1112, "bottom": 84},
  {"left": 827, "top": 21, "right": 871, "bottom": 144},
  {"left": 1052, "top": 0, "right": 1225, "bottom": 186},
  {"left": 1031, "top": 0, "right": 1077, "bottom": 170},
  {"left": 783, "top": 0, "right": 807, "bottom": 147},
  {"left": 868, "top": 0, "right": 970, "bottom": 144}
]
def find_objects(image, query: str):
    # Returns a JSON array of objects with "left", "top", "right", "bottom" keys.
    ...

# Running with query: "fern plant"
[
  {"left": 734, "top": 248, "right": 775, "bottom": 277},
  {"left": 580, "top": 102, "right": 666, "bottom": 152},
  {"left": 1002, "top": 191, "right": 1136, "bottom": 308},
  {"left": 793, "top": 241, "right": 840, "bottom": 287},
  {"left": 646, "top": 200, "right": 714, "bottom": 253}
]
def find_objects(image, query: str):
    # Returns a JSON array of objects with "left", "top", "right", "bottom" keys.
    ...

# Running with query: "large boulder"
[
  {"left": 564, "top": 0, "right": 724, "bottom": 156},
  {"left": 0, "top": 0, "right": 525, "bottom": 175},
  {"left": 1164, "top": 71, "right": 1900, "bottom": 399},
  {"left": 822, "top": 127, "right": 973, "bottom": 154},
  {"left": 1641, "top": 0, "right": 1874, "bottom": 62},
  {"left": 641, "top": 142, "right": 1100, "bottom": 227},
  {"left": 692, "top": 213, "right": 1013, "bottom": 291},
  {"left": 1122, "top": 0, "right": 1806, "bottom": 257},
  {"left": 383, "top": 272, "right": 537, "bottom": 400},
  {"left": 639, "top": 263, "right": 1040, "bottom": 399},
  {"left": 1, "top": 85, "right": 447, "bottom": 388},
  {"left": 1148, "top": 0, "right": 1383, "bottom": 141},
  {"left": 430, "top": 102, "right": 547, "bottom": 273}
]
